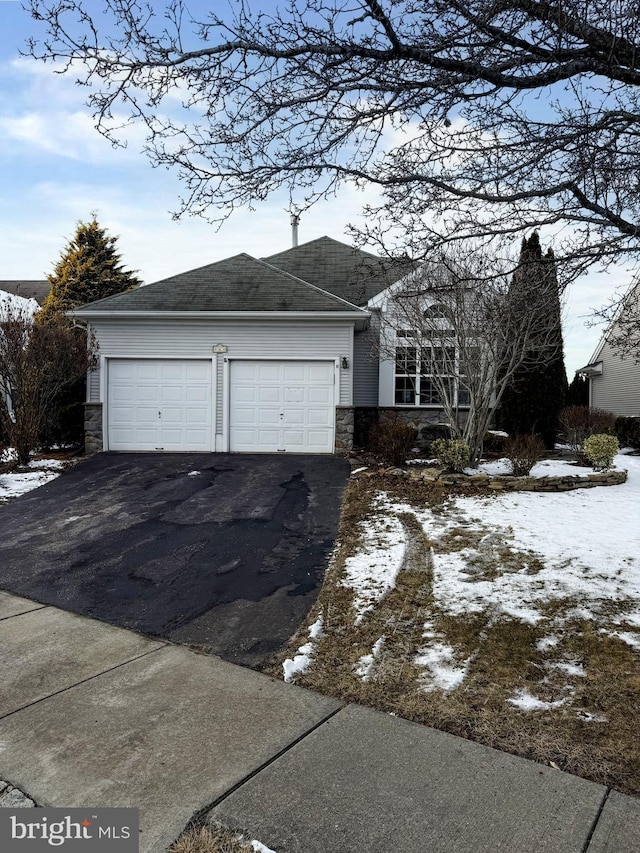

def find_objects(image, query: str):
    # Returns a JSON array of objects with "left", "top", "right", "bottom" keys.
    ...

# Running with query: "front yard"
[{"left": 268, "top": 452, "right": 640, "bottom": 797}]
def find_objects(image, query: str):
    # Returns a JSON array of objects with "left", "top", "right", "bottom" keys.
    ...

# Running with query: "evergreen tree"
[
  {"left": 39, "top": 216, "right": 140, "bottom": 320},
  {"left": 500, "top": 234, "right": 568, "bottom": 448},
  {"left": 36, "top": 217, "right": 139, "bottom": 446},
  {"left": 567, "top": 373, "right": 589, "bottom": 407}
]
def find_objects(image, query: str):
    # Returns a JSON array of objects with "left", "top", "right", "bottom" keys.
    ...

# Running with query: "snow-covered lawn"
[
  {"left": 0, "top": 455, "right": 68, "bottom": 502},
  {"left": 278, "top": 452, "right": 640, "bottom": 793}
]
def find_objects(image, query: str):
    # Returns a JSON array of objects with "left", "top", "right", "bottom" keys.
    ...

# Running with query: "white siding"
[
  {"left": 591, "top": 339, "right": 640, "bottom": 416},
  {"left": 353, "top": 316, "right": 380, "bottom": 406},
  {"left": 88, "top": 368, "right": 100, "bottom": 402},
  {"left": 89, "top": 319, "right": 354, "bottom": 431}
]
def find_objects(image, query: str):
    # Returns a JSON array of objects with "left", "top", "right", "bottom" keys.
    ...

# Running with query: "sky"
[{"left": 0, "top": 0, "right": 633, "bottom": 377}]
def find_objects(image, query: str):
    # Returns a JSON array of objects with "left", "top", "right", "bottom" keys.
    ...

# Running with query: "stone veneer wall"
[
  {"left": 397, "top": 466, "right": 628, "bottom": 492},
  {"left": 335, "top": 406, "right": 354, "bottom": 454},
  {"left": 84, "top": 402, "right": 103, "bottom": 455}
]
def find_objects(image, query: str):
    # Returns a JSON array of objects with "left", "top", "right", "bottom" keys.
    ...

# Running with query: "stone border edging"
[{"left": 362, "top": 466, "right": 628, "bottom": 492}]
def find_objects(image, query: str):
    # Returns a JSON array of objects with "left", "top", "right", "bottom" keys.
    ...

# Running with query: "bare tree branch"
[{"left": 21, "top": 0, "right": 640, "bottom": 283}]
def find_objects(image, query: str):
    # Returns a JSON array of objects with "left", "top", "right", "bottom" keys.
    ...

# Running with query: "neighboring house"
[
  {"left": 72, "top": 237, "right": 459, "bottom": 455},
  {"left": 577, "top": 282, "right": 640, "bottom": 416},
  {"left": 0, "top": 290, "right": 40, "bottom": 424},
  {"left": 0, "top": 280, "right": 49, "bottom": 306}
]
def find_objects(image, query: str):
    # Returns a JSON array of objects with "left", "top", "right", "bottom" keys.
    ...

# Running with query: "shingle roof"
[
  {"left": 264, "top": 236, "right": 412, "bottom": 306},
  {"left": 0, "top": 280, "right": 49, "bottom": 305},
  {"left": 74, "top": 253, "right": 367, "bottom": 315}
]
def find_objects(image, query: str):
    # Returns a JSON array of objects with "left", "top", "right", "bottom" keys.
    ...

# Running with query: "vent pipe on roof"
[{"left": 291, "top": 213, "right": 300, "bottom": 248}]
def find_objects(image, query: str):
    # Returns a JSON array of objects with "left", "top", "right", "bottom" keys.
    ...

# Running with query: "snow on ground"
[
  {"left": 0, "top": 467, "right": 60, "bottom": 500},
  {"left": 342, "top": 508, "right": 406, "bottom": 624},
  {"left": 415, "top": 619, "right": 471, "bottom": 692},
  {"left": 282, "top": 616, "right": 324, "bottom": 683},
  {"left": 342, "top": 453, "right": 639, "bottom": 699},
  {"left": 250, "top": 841, "right": 277, "bottom": 853},
  {"left": 425, "top": 454, "right": 640, "bottom": 632},
  {"left": 354, "top": 636, "right": 386, "bottom": 681},
  {"left": 466, "top": 457, "right": 597, "bottom": 477},
  {"left": 508, "top": 690, "right": 568, "bottom": 711}
]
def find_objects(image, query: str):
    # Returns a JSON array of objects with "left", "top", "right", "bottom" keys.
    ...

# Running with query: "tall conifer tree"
[
  {"left": 36, "top": 217, "right": 139, "bottom": 445},
  {"left": 39, "top": 216, "right": 140, "bottom": 320},
  {"left": 501, "top": 234, "right": 568, "bottom": 448}
]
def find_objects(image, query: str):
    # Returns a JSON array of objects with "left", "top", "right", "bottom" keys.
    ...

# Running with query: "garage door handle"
[{"left": 158, "top": 410, "right": 162, "bottom": 419}]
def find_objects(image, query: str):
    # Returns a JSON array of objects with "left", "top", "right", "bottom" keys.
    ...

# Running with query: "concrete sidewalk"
[{"left": 1, "top": 590, "right": 638, "bottom": 853}]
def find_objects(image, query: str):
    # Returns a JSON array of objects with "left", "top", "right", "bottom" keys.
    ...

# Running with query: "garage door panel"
[
  {"left": 308, "top": 408, "right": 332, "bottom": 426},
  {"left": 108, "top": 359, "right": 212, "bottom": 451},
  {"left": 282, "top": 363, "right": 306, "bottom": 381},
  {"left": 282, "top": 410, "right": 304, "bottom": 425},
  {"left": 136, "top": 363, "right": 161, "bottom": 380},
  {"left": 258, "top": 410, "right": 280, "bottom": 426},
  {"left": 258, "top": 363, "right": 282, "bottom": 381},
  {"left": 257, "top": 429, "right": 280, "bottom": 446},
  {"left": 282, "top": 430, "right": 305, "bottom": 446},
  {"left": 186, "top": 386, "right": 209, "bottom": 403},
  {"left": 160, "top": 363, "right": 183, "bottom": 380},
  {"left": 258, "top": 387, "right": 281, "bottom": 403},
  {"left": 161, "top": 386, "right": 184, "bottom": 403},
  {"left": 186, "top": 408, "right": 209, "bottom": 425},
  {"left": 230, "top": 360, "right": 334, "bottom": 454},
  {"left": 232, "top": 387, "right": 257, "bottom": 404},
  {"left": 137, "top": 386, "right": 161, "bottom": 403},
  {"left": 284, "top": 386, "right": 305, "bottom": 403},
  {"left": 231, "top": 407, "right": 257, "bottom": 426},
  {"left": 308, "top": 362, "right": 334, "bottom": 381},
  {"left": 186, "top": 362, "right": 210, "bottom": 380},
  {"left": 308, "top": 387, "right": 332, "bottom": 404}
]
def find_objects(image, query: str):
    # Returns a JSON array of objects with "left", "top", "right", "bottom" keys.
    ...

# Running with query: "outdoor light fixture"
[{"left": 341, "top": 356, "right": 349, "bottom": 369}]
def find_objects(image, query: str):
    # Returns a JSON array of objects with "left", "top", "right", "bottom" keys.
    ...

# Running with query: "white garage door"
[
  {"left": 108, "top": 359, "right": 212, "bottom": 451},
  {"left": 230, "top": 360, "right": 335, "bottom": 453}
]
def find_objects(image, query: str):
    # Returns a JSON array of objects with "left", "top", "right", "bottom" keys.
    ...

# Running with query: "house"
[
  {"left": 73, "top": 237, "right": 460, "bottom": 455},
  {"left": 577, "top": 281, "right": 640, "bottom": 416},
  {"left": 0, "top": 289, "right": 41, "bottom": 426},
  {"left": 0, "top": 281, "right": 49, "bottom": 306}
]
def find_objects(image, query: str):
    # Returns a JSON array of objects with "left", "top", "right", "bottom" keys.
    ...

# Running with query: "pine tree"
[
  {"left": 500, "top": 234, "right": 568, "bottom": 448},
  {"left": 39, "top": 216, "right": 141, "bottom": 320},
  {"left": 36, "top": 217, "right": 139, "bottom": 446},
  {"left": 567, "top": 373, "right": 589, "bottom": 407}
]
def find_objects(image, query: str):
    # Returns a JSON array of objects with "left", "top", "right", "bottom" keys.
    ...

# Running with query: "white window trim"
[{"left": 392, "top": 331, "right": 470, "bottom": 409}]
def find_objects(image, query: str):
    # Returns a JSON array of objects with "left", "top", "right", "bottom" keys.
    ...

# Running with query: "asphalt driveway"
[{"left": 0, "top": 453, "right": 350, "bottom": 666}]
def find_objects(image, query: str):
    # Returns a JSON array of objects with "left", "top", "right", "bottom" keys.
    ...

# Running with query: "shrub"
[
  {"left": 505, "top": 434, "right": 546, "bottom": 476},
  {"left": 368, "top": 415, "right": 417, "bottom": 467},
  {"left": 558, "top": 405, "right": 616, "bottom": 454},
  {"left": 431, "top": 438, "right": 470, "bottom": 472},
  {"left": 615, "top": 416, "right": 640, "bottom": 450},
  {"left": 583, "top": 434, "right": 619, "bottom": 471}
]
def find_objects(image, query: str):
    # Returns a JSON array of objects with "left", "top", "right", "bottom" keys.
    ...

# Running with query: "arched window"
[{"left": 423, "top": 304, "right": 447, "bottom": 319}]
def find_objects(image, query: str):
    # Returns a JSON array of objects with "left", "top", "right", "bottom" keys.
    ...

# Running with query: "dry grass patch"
[
  {"left": 265, "top": 473, "right": 640, "bottom": 797},
  {"left": 168, "top": 821, "right": 264, "bottom": 853}
]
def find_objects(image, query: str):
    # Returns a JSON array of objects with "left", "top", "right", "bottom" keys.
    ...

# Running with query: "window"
[{"left": 394, "top": 336, "right": 469, "bottom": 407}]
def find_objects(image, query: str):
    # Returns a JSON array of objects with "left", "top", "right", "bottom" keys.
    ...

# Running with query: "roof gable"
[{"left": 264, "top": 237, "right": 412, "bottom": 307}]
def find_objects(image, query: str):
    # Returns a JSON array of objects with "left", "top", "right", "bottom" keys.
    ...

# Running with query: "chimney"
[{"left": 291, "top": 213, "right": 300, "bottom": 248}]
